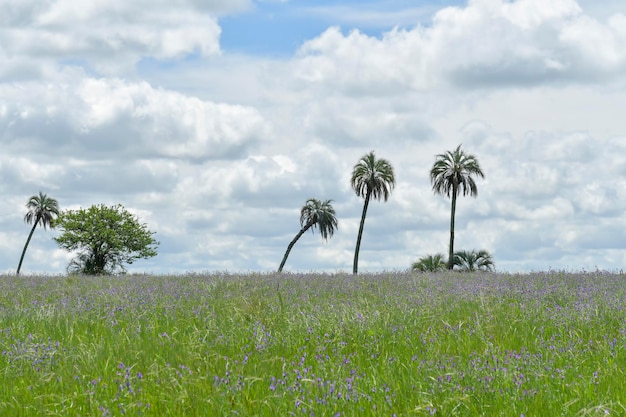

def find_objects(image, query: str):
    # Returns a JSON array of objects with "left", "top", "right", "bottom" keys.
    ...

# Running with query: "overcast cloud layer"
[{"left": 1, "top": 0, "right": 625, "bottom": 274}]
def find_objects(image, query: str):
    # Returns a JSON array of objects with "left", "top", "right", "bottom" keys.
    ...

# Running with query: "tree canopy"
[{"left": 54, "top": 204, "right": 159, "bottom": 275}]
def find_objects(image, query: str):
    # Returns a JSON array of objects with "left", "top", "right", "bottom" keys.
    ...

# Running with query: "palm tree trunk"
[
  {"left": 353, "top": 190, "right": 371, "bottom": 274},
  {"left": 447, "top": 184, "right": 457, "bottom": 270},
  {"left": 278, "top": 222, "right": 314, "bottom": 272},
  {"left": 16, "top": 218, "right": 40, "bottom": 275}
]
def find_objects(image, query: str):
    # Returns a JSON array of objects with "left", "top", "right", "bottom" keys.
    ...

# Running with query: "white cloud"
[
  {"left": 0, "top": 73, "right": 270, "bottom": 161},
  {"left": 0, "top": 0, "right": 253, "bottom": 77},
  {"left": 294, "top": 0, "right": 626, "bottom": 92}
]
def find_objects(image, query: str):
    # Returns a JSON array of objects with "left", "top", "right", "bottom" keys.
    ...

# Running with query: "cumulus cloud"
[
  {"left": 0, "top": 73, "right": 270, "bottom": 161},
  {"left": 293, "top": 0, "right": 626, "bottom": 92},
  {"left": 452, "top": 120, "right": 626, "bottom": 269},
  {"left": 0, "top": 0, "right": 252, "bottom": 77}
]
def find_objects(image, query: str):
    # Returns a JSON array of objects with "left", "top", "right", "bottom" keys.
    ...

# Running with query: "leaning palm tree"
[
  {"left": 411, "top": 253, "right": 447, "bottom": 272},
  {"left": 430, "top": 144, "right": 485, "bottom": 269},
  {"left": 16, "top": 192, "right": 60, "bottom": 275},
  {"left": 351, "top": 151, "right": 395, "bottom": 274},
  {"left": 453, "top": 249, "right": 495, "bottom": 272},
  {"left": 278, "top": 198, "right": 338, "bottom": 272}
]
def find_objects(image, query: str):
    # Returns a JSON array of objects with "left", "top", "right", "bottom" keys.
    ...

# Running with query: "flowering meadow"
[{"left": 1, "top": 271, "right": 626, "bottom": 416}]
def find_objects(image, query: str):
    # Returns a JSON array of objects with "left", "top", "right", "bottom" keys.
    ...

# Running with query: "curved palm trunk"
[
  {"left": 16, "top": 218, "right": 40, "bottom": 275},
  {"left": 447, "top": 184, "right": 458, "bottom": 270},
  {"left": 278, "top": 221, "right": 314, "bottom": 272},
  {"left": 353, "top": 190, "right": 372, "bottom": 274}
]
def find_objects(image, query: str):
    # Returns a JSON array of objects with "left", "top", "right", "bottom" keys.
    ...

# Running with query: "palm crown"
[
  {"left": 430, "top": 144, "right": 484, "bottom": 198},
  {"left": 351, "top": 151, "right": 395, "bottom": 202},
  {"left": 300, "top": 198, "right": 338, "bottom": 241},
  {"left": 412, "top": 253, "right": 447, "bottom": 272},
  {"left": 453, "top": 249, "right": 495, "bottom": 272}
]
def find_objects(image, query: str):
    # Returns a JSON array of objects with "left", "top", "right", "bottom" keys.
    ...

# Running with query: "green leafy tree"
[
  {"left": 430, "top": 144, "right": 485, "bottom": 269},
  {"left": 412, "top": 253, "right": 447, "bottom": 272},
  {"left": 351, "top": 151, "right": 395, "bottom": 274},
  {"left": 278, "top": 198, "right": 338, "bottom": 272},
  {"left": 16, "top": 192, "right": 60, "bottom": 275},
  {"left": 453, "top": 249, "right": 495, "bottom": 272},
  {"left": 54, "top": 204, "right": 159, "bottom": 275}
]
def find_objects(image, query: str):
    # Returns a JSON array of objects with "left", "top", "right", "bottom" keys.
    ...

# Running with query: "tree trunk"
[
  {"left": 278, "top": 221, "right": 314, "bottom": 272},
  {"left": 16, "top": 218, "right": 40, "bottom": 275},
  {"left": 353, "top": 190, "right": 371, "bottom": 274},
  {"left": 93, "top": 244, "right": 108, "bottom": 275},
  {"left": 447, "top": 183, "right": 458, "bottom": 270}
]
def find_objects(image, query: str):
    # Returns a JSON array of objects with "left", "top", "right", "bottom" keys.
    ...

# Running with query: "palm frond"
[
  {"left": 412, "top": 254, "right": 447, "bottom": 272},
  {"left": 453, "top": 249, "right": 495, "bottom": 272}
]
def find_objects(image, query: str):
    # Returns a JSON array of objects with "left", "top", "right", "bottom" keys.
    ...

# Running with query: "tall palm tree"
[
  {"left": 278, "top": 198, "right": 338, "bottom": 272},
  {"left": 430, "top": 144, "right": 485, "bottom": 269},
  {"left": 411, "top": 253, "right": 447, "bottom": 272},
  {"left": 16, "top": 192, "right": 60, "bottom": 275},
  {"left": 453, "top": 249, "right": 495, "bottom": 272},
  {"left": 351, "top": 151, "right": 395, "bottom": 274}
]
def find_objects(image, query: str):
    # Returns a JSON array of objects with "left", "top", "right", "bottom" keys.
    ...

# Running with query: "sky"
[{"left": 1, "top": 0, "right": 626, "bottom": 275}]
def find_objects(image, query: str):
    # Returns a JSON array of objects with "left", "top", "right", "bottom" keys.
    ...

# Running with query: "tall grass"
[{"left": 1, "top": 271, "right": 625, "bottom": 416}]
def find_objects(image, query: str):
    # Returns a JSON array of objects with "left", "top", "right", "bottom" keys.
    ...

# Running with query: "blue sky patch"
[{"left": 219, "top": 0, "right": 465, "bottom": 56}]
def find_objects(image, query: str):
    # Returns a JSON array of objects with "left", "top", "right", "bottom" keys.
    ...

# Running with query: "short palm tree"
[
  {"left": 278, "top": 198, "right": 338, "bottom": 272},
  {"left": 351, "top": 151, "right": 395, "bottom": 274},
  {"left": 453, "top": 249, "right": 495, "bottom": 272},
  {"left": 430, "top": 144, "right": 485, "bottom": 269},
  {"left": 16, "top": 192, "right": 60, "bottom": 275},
  {"left": 411, "top": 253, "right": 447, "bottom": 272}
]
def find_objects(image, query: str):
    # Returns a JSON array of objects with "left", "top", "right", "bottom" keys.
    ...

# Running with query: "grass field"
[{"left": 1, "top": 271, "right": 625, "bottom": 416}]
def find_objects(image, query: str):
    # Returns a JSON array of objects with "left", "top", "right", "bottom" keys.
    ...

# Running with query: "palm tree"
[
  {"left": 278, "top": 198, "right": 338, "bottom": 272},
  {"left": 16, "top": 192, "right": 60, "bottom": 275},
  {"left": 430, "top": 144, "right": 485, "bottom": 269},
  {"left": 453, "top": 249, "right": 495, "bottom": 272},
  {"left": 411, "top": 253, "right": 447, "bottom": 272},
  {"left": 351, "top": 151, "right": 395, "bottom": 274}
]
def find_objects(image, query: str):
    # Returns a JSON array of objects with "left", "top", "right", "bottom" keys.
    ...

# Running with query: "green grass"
[{"left": 1, "top": 271, "right": 625, "bottom": 416}]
